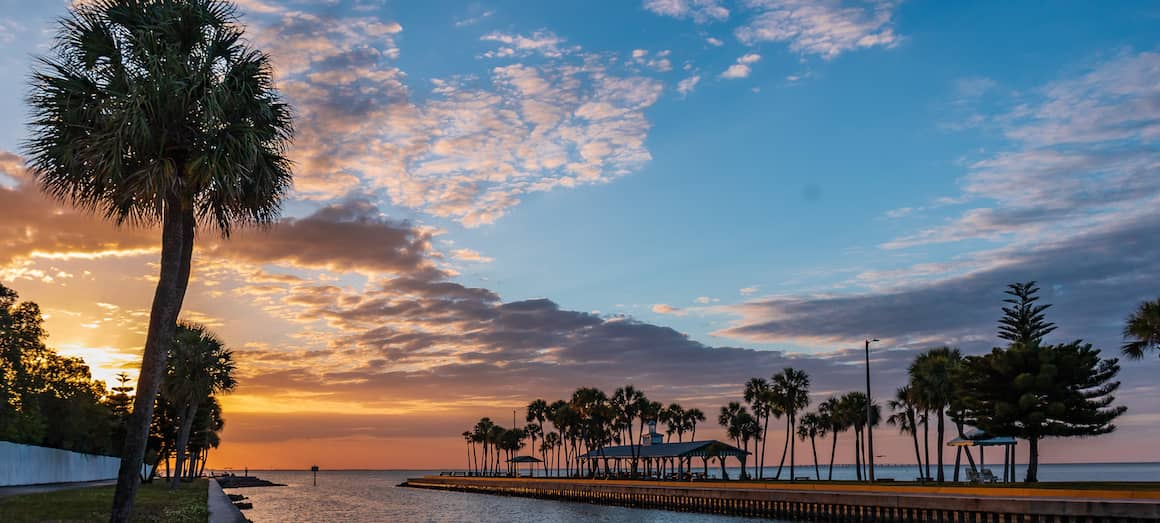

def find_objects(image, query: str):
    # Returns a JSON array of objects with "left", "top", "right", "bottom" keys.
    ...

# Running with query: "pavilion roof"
[{"left": 579, "top": 440, "right": 749, "bottom": 460}]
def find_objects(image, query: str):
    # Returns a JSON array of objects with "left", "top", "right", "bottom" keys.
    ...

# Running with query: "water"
[
  {"left": 237, "top": 470, "right": 776, "bottom": 523},
  {"left": 233, "top": 464, "right": 1160, "bottom": 523}
]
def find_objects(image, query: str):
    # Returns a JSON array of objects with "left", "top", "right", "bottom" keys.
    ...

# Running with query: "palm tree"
[
  {"left": 909, "top": 347, "right": 962, "bottom": 482},
  {"left": 1123, "top": 298, "right": 1160, "bottom": 360},
  {"left": 718, "top": 402, "right": 744, "bottom": 449},
  {"left": 796, "top": 412, "right": 823, "bottom": 481},
  {"left": 526, "top": 399, "right": 548, "bottom": 475},
  {"left": 685, "top": 408, "right": 705, "bottom": 441},
  {"left": 26, "top": 2, "right": 293, "bottom": 517},
  {"left": 771, "top": 368, "right": 810, "bottom": 480},
  {"left": 163, "top": 322, "right": 235, "bottom": 489},
  {"left": 611, "top": 386, "right": 645, "bottom": 476},
  {"left": 744, "top": 377, "right": 777, "bottom": 479},
  {"left": 887, "top": 386, "right": 924, "bottom": 480},
  {"left": 817, "top": 396, "right": 845, "bottom": 480}
]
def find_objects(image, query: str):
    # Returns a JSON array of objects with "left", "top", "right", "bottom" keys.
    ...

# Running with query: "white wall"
[{"left": 0, "top": 441, "right": 121, "bottom": 486}]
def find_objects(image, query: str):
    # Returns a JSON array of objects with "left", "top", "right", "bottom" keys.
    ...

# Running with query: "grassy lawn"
[{"left": 0, "top": 480, "right": 208, "bottom": 523}]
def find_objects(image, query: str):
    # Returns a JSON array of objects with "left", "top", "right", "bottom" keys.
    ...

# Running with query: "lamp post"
[{"left": 864, "top": 338, "right": 879, "bottom": 482}]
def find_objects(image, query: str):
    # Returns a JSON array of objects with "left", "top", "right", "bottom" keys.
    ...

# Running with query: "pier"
[{"left": 401, "top": 476, "right": 1160, "bottom": 522}]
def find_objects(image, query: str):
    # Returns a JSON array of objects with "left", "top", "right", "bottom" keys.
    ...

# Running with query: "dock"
[{"left": 401, "top": 476, "right": 1160, "bottom": 522}]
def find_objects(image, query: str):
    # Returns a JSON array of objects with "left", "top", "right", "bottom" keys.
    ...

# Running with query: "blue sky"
[{"left": 1, "top": 0, "right": 1158, "bottom": 466}]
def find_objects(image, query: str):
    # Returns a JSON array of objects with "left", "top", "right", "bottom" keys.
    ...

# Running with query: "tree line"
[
  {"left": 0, "top": 283, "right": 236, "bottom": 487},
  {"left": 464, "top": 282, "right": 1150, "bottom": 483}
]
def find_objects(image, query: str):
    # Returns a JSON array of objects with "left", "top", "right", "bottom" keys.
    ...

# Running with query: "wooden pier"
[{"left": 401, "top": 476, "right": 1160, "bottom": 522}]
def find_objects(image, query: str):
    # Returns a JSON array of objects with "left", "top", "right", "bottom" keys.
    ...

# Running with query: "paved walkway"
[
  {"left": 207, "top": 478, "right": 248, "bottom": 523},
  {"left": 0, "top": 479, "right": 115, "bottom": 499}
]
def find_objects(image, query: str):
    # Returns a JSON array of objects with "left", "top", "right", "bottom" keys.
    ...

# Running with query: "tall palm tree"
[
  {"left": 771, "top": 368, "right": 810, "bottom": 480},
  {"left": 817, "top": 396, "right": 845, "bottom": 480},
  {"left": 718, "top": 402, "right": 744, "bottom": 449},
  {"left": 163, "top": 322, "right": 235, "bottom": 489},
  {"left": 909, "top": 347, "right": 962, "bottom": 482},
  {"left": 1123, "top": 298, "right": 1160, "bottom": 360},
  {"left": 26, "top": 2, "right": 293, "bottom": 518},
  {"left": 796, "top": 412, "right": 823, "bottom": 481},
  {"left": 744, "top": 377, "right": 777, "bottom": 479},
  {"left": 887, "top": 386, "right": 924, "bottom": 480},
  {"left": 526, "top": 399, "right": 548, "bottom": 475},
  {"left": 611, "top": 386, "right": 645, "bottom": 476}
]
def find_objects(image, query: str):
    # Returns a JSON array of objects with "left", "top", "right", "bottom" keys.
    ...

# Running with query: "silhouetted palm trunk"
[
  {"left": 922, "top": 410, "right": 931, "bottom": 480},
  {"left": 775, "top": 418, "right": 790, "bottom": 479},
  {"left": 853, "top": 430, "right": 862, "bottom": 481},
  {"left": 789, "top": 414, "right": 796, "bottom": 480},
  {"left": 112, "top": 205, "right": 193, "bottom": 522},
  {"left": 936, "top": 408, "right": 945, "bottom": 482},
  {"left": 809, "top": 434, "right": 820, "bottom": 480},
  {"left": 759, "top": 413, "right": 769, "bottom": 479},
  {"left": 170, "top": 399, "right": 200, "bottom": 489},
  {"left": 828, "top": 430, "right": 838, "bottom": 480}
]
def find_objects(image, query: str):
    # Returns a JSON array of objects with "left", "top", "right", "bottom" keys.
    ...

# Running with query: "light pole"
[{"left": 864, "top": 338, "right": 879, "bottom": 482}]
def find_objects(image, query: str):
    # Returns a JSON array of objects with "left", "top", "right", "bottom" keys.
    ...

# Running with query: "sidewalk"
[
  {"left": 0, "top": 479, "right": 115, "bottom": 499},
  {"left": 207, "top": 478, "right": 248, "bottom": 523}
]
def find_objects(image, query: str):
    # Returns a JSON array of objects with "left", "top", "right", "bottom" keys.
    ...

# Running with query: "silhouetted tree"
[{"left": 25, "top": 0, "right": 293, "bottom": 517}]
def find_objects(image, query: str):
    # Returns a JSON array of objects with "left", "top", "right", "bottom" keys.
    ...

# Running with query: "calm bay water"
[{"left": 234, "top": 464, "right": 1160, "bottom": 523}]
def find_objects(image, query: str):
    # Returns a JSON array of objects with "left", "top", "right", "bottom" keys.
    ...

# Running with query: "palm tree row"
[{"left": 465, "top": 387, "right": 706, "bottom": 478}]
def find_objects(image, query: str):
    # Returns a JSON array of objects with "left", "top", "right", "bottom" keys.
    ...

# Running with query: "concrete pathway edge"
[{"left": 207, "top": 478, "right": 248, "bottom": 523}]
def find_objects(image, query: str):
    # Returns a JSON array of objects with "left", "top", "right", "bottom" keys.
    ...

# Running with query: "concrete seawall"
[
  {"left": 402, "top": 476, "right": 1160, "bottom": 522},
  {"left": 0, "top": 441, "right": 120, "bottom": 487}
]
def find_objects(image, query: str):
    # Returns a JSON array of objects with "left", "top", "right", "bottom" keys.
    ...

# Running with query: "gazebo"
[
  {"left": 506, "top": 455, "right": 542, "bottom": 477},
  {"left": 947, "top": 429, "right": 1018, "bottom": 482}
]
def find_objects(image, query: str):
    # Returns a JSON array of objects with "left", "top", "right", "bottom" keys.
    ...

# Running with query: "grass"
[{"left": 0, "top": 479, "right": 208, "bottom": 523}]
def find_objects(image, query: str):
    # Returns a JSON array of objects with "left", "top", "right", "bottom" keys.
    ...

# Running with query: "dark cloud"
[{"left": 718, "top": 211, "right": 1160, "bottom": 353}]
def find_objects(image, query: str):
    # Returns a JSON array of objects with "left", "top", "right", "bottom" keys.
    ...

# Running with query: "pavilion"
[{"left": 579, "top": 440, "right": 749, "bottom": 480}]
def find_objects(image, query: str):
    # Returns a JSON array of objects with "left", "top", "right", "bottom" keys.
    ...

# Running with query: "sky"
[{"left": 0, "top": 0, "right": 1158, "bottom": 470}]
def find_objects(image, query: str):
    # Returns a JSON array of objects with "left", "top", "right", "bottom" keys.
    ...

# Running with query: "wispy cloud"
[
  {"left": 643, "top": 0, "right": 730, "bottom": 23},
  {"left": 886, "top": 51, "right": 1160, "bottom": 249},
  {"left": 734, "top": 0, "right": 901, "bottom": 59}
]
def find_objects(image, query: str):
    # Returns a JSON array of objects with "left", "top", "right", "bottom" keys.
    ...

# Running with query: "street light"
[{"left": 864, "top": 338, "right": 879, "bottom": 482}]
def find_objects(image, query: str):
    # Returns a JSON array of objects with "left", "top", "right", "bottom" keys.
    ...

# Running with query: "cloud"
[
  {"left": 740, "top": 286, "right": 759, "bottom": 295},
  {"left": 677, "top": 75, "right": 702, "bottom": 96},
  {"left": 480, "top": 31, "right": 574, "bottom": 58},
  {"left": 706, "top": 37, "right": 724, "bottom": 47},
  {"left": 695, "top": 296, "right": 719, "bottom": 304},
  {"left": 886, "top": 51, "right": 1160, "bottom": 249},
  {"left": 720, "top": 53, "right": 761, "bottom": 79},
  {"left": 450, "top": 248, "right": 494, "bottom": 263},
  {"left": 651, "top": 303, "right": 680, "bottom": 314},
  {"left": 643, "top": 0, "right": 730, "bottom": 23},
  {"left": 734, "top": 0, "right": 901, "bottom": 59},
  {"left": 630, "top": 49, "right": 674, "bottom": 72},
  {"left": 717, "top": 210, "right": 1160, "bottom": 350},
  {"left": 242, "top": 10, "right": 666, "bottom": 227}
]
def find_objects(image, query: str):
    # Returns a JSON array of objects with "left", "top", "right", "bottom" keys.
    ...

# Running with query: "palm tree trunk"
[
  {"left": 936, "top": 408, "right": 946, "bottom": 482},
  {"left": 111, "top": 204, "right": 192, "bottom": 522},
  {"left": 854, "top": 430, "right": 862, "bottom": 481},
  {"left": 810, "top": 434, "right": 819, "bottom": 480},
  {"left": 760, "top": 413, "right": 769, "bottom": 479},
  {"left": 170, "top": 400, "right": 200, "bottom": 489},
  {"left": 828, "top": 431, "right": 838, "bottom": 480},
  {"left": 774, "top": 418, "right": 790, "bottom": 479},
  {"left": 907, "top": 410, "right": 923, "bottom": 480},
  {"left": 922, "top": 410, "right": 931, "bottom": 480},
  {"left": 789, "top": 414, "right": 796, "bottom": 480}
]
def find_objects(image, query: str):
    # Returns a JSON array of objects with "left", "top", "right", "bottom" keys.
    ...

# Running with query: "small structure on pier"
[
  {"left": 579, "top": 440, "right": 748, "bottom": 479},
  {"left": 947, "top": 429, "right": 1018, "bottom": 482},
  {"left": 506, "top": 455, "right": 542, "bottom": 477}
]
